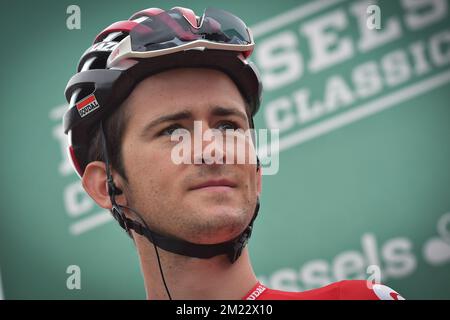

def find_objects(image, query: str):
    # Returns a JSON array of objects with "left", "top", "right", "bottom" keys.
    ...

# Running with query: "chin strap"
[
  {"left": 100, "top": 121, "right": 261, "bottom": 263},
  {"left": 111, "top": 199, "right": 259, "bottom": 263}
]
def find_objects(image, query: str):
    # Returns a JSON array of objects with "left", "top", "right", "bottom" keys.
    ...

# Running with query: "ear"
[
  {"left": 82, "top": 161, "right": 112, "bottom": 209},
  {"left": 82, "top": 161, "right": 128, "bottom": 209}
]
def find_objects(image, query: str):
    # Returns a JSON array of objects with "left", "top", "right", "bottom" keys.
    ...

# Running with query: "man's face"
[{"left": 118, "top": 68, "right": 261, "bottom": 245}]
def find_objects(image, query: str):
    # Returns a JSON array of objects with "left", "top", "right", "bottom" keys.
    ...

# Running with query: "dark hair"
[
  {"left": 85, "top": 85, "right": 254, "bottom": 180},
  {"left": 86, "top": 104, "right": 130, "bottom": 181}
]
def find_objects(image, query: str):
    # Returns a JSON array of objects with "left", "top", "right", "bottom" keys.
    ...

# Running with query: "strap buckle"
[
  {"left": 112, "top": 205, "right": 129, "bottom": 233},
  {"left": 228, "top": 225, "right": 253, "bottom": 263}
]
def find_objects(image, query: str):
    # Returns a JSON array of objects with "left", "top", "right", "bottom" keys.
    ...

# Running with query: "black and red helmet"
[{"left": 63, "top": 6, "right": 262, "bottom": 177}]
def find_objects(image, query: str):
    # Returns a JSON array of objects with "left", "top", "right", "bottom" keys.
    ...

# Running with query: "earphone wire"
[{"left": 119, "top": 204, "right": 173, "bottom": 300}]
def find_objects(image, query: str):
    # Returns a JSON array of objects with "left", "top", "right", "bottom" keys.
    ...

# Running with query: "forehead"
[{"left": 123, "top": 68, "right": 248, "bottom": 122}]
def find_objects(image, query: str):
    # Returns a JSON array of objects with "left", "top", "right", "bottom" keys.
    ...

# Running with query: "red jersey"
[{"left": 242, "top": 280, "right": 405, "bottom": 300}]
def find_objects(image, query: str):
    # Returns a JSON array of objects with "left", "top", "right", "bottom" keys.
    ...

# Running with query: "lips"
[{"left": 190, "top": 179, "right": 237, "bottom": 190}]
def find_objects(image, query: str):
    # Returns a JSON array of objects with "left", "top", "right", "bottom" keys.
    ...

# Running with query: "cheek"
[
  {"left": 123, "top": 140, "right": 179, "bottom": 193},
  {"left": 249, "top": 170, "right": 259, "bottom": 193},
  {"left": 238, "top": 163, "right": 257, "bottom": 193},
  {"left": 240, "top": 139, "right": 259, "bottom": 191}
]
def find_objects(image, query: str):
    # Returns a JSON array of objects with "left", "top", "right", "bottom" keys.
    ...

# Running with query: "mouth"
[{"left": 189, "top": 179, "right": 237, "bottom": 191}]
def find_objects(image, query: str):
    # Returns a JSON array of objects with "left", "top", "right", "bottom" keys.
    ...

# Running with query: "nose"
[{"left": 192, "top": 120, "right": 226, "bottom": 165}]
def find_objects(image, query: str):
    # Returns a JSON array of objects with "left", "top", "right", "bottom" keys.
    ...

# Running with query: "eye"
[
  {"left": 159, "top": 123, "right": 184, "bottom": 136},
  {"left": 217, "top": 121, "right": 240, "bottom": 131}
]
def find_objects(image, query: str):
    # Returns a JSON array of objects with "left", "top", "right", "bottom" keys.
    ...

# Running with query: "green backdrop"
[{"left": 1, "top": 0, "right": 449, "bottom": 299}]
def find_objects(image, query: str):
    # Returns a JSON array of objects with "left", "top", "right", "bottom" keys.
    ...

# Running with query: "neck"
[{"left": 134, "top": 234, "right": 258, "bottom": 300}]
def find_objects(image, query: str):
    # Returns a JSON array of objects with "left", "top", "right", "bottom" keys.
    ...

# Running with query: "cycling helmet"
[{"left": 63, "top": 6, "right": 262, "bottom": 177}]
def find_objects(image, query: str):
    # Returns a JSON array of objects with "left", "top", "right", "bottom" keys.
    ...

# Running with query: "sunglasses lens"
[{"left": 129, "top": 7, "right": 251, "bottom": 52}]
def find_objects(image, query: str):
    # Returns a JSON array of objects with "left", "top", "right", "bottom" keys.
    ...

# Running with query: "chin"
[{"left": 187, "top": 206, "right": 249, "bottom": 244}]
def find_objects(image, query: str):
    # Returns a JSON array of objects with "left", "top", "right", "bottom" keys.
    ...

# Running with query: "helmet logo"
[{"left": 76, "top": 94, "right": 100, "bottom": 118}]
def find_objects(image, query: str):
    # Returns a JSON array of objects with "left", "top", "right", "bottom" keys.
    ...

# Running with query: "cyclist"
[{"left": 63, "top": 6, "right": 404, "bottom": 300}]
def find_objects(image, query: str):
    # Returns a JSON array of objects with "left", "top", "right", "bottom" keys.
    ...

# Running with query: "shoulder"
[
  {"left": 336, "top": 280, "right": 405, "bottom": 300},
  {"left": 254, "top": 280, "right": 405, "bottom": 300}
]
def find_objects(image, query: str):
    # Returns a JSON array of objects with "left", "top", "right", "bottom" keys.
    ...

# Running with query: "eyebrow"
[
  {"left": 212, "top": 106, "right": 248, "bottom": 123},
  {"left": 140, "top": 106, "right": 249, "bottom": 136}
]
